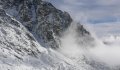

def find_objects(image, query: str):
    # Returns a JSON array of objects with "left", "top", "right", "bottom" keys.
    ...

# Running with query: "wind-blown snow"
[
  {"left": 58, "top": 21, "right": 120, "bottom": 68},
  {"left": 59, "top": 22, "right": 84, "bottom": 57},
  {"left": 88, "top": 35, "right": 120, "bottom": 66},
  {"left": 1, "top": 17, "right": 120, "bottom": 70},
  {"left": 0, "top": 0, "right": 120, "bottom": 69}
]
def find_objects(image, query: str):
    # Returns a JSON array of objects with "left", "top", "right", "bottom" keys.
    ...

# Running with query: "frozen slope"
[
  {"left": 0, "top": 9, "right": 92, "bottom": 70},
  {"left": 0, "top": 0, "right": 120, "bottom": 70},
  {"left": 0, "top": 0, "right": 72, "bottom": 49},
  {"left": 0, "top": 9, "right": 110, "bottom": 70},
  {"left": 0, "top": 9, "right": 119, "bottom": 70}
]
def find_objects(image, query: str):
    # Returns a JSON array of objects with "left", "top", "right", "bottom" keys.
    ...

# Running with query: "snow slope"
[
  {"left": 0, "top": 9, "right": 93, "bottom": 70},
  {"left": 0, "top": 0, "right": 120, "bottom": 70}
]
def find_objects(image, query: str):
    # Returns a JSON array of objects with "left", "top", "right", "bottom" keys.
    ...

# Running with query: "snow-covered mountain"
[
  {"left": 0, "top": 8, "right": 83, "bottom": 70},
  {"left": 0, "top": 7, "right": 95, "bottom": 70},
  {"left": 0, "top": 0, "right": 120, "bottom": 70},
  {"left": 0, "top": 0, "right": 73, "bottom": 49}
]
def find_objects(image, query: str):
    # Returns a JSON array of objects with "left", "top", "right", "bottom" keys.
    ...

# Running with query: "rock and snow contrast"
[{"left": 0, "top": 0, "right": 120, "bottom": 70}]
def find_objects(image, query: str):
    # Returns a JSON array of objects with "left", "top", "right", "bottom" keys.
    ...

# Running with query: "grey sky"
[
  {"left": 48, "top": 0, "right": 120, "bottom": 37},
  {"left": 49, "top": 0, "right": 120, "bottom": 23}
]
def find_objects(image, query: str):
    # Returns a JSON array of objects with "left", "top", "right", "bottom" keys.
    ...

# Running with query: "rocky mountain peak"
[
  {"left": 0, "top": 0, "right": 93, "bottom": 49},
  {"left": 0, "top": 0, "right": 112, "bottom": 70},
  {"left": 0, "top": 0, "right": 73, "bottom": 48}
]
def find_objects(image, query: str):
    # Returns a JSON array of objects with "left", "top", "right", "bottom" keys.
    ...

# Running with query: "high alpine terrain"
[{"left": 0, "top": 0, "right": 119, "bottom": 70}]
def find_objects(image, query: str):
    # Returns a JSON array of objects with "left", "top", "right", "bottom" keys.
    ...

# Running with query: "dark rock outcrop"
[
  {"left": 75, "top": 23, "right": 95, "bottom": 47},
  {"left": 0, "top": 0, "right": 94, "bottom": 49},
  {"left": 0, "top": 9, "right": 41, "bottom": 58},
  {"left": 0, "top": 0, "right": 72, "bottom": 49}
]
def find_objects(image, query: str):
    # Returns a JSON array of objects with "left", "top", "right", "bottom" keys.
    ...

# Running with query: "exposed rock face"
[
  {"left": 75, "top": 23, "right": 95, "bottom": 47},
  {"left": 0, "top": 0, "right": 72, "bottom": 48},
  {"left": 0, "top": 0, "right": 118, "bottom": 70},
  {"left": 0, "top": 9, "right": 43, "bottom": 58},
  {"left": 0, "top": 9, "right": 79, "bottom": 70},
  {"left": 0, "top": 0, "right": 94, "bottom": 49}
]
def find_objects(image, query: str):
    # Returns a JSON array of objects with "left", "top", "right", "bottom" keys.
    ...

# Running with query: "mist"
[
  {"left": 88, "top": 35, "right": 120, "bottom": 66},
  {"left": 89, "top": 44, "right": 120, "bottom": 66},
  {"left": 58, "top": 22, "right": 84, "bottom": 58},
  {"left": 58, "top": 21, "right": 120, "bottom": 67}
]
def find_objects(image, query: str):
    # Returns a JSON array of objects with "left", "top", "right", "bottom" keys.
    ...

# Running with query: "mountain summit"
[
  {"left": 0, "top": 0, "right": 113, "bottom": 70},
  {"left": 0, "top": 0, "right": 73, "bottom": 49}
]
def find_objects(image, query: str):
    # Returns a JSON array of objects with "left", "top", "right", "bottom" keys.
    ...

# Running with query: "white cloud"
[
  {"left": 50, "top": 0, "right": 120, "bottom": 20},
  {"left": 90, "top": 22, "right": 120, "bottom": 37},
  {"left": 96, "top": 0, "right": 120, "bottom": 5},
  {"left": 49, "top": 0, "right": 120, "bottom": 37}
]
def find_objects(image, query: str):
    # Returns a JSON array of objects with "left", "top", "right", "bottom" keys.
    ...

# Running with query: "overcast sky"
[{"left": 48, "top": 0, "right": 120, "bottom": 37}]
